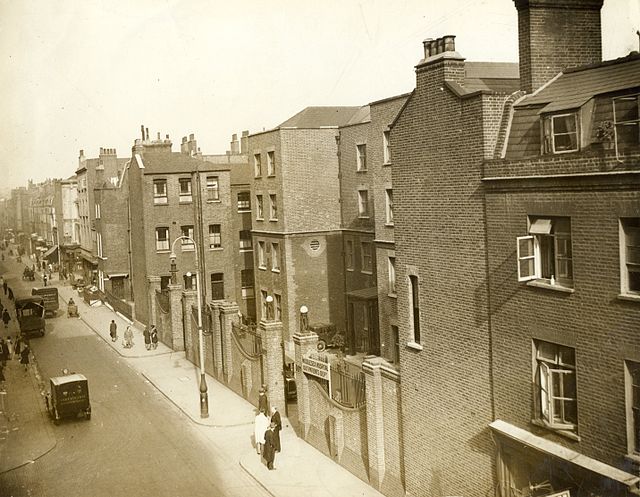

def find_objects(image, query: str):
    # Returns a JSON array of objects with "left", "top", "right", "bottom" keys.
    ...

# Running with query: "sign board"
[
  {"left": 302, "top": 356, "right": 330, "bottom": 381},
  {"left": 546, "top": 491, "right": 570, "bottom": 497}
]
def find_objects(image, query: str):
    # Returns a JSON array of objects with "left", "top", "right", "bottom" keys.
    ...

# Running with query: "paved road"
[{"left": 0, "top": 256, "right": 269, "bottom": 497}]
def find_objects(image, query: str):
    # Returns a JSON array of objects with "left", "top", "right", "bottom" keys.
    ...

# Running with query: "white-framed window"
[
  {"left": 261, "top": 289, "right": 268, "bottom": 318},
  {"left": 357, "top": 189, "right": 369, "bottom": 218},
  {"left": 254, "top": 154, "right": 262, "bottom": 177},
  {"left": 517, "top": 216, "right": 573, "bottom": 288},
  {"left": 269, "top": 194, "right": 277, "bottom": 220},
  {"left": 267, "top": 151, "right": 276, "bottom": 176},
  {"left": 237, "top": 191, "right": 251, "bottom": 211},
  {"left": 274, "top": 293, "right": 282, "bottom": 321},
  {"left": 155, "top": 227, "right": 169, "bottom": 251},
  {"left": 95, "top": 203, "right": 101, "bottom": 219},
  {"left": 356, "top": 144, "right": 367, "bottom": 171},
  {"left": 271, "top": 242, "right": 280, "bottom": 272},
  {"left": 239, "top": 230, "right": 252, "bottom": 251},
  {"left": 408, "top": 274, "right": 420, "bottom": 344},
  {"left": 388, "top": 256, "right": 396, "bottom": 294},
  {"left": 153, "top": 179, "right": 168, "bottom": 204},
  {"left": 625, "top": 361, "right": 640, "bottom": 455},
  {"left": 361, "top": 241, "right": 372, "bottom": 273},
  {"left": 206, "top": 176, "right": 219, "bottom": 201},
  {"left": 208, "top": 224, "right": 221, "bottom": 249},
  {"left": 534, "top": 340, "right": 577, "bottom": 433},
  {"left": 256, "top": 195, "right": 264, "bottom": 220},
  {"left": 620, "top": 218, "right": 640, "bottom": 296},
  {"left": 612, "top": 93, "right": 640, "bottom": 149},
  {"left": 179, "top": 178, "right": 192, "bottom": 203},
  {"left": 258, "top": 240, "right": 266, "bottom": 269},
  {"left": 183, "top": 272, "right": 197, "bottom": 290},
  {"left": 542, "top": 113, "right": 579, "bottom": 154},
  {"left": 181, "top": 225, "right": 194, "bottom": 251},
  {"left": 385, "top": 189, "right": 394, "bottom": 225},
  {"left": 383, "top": 130, "right": 391, "bottom": 164},
  {"left": 97, "top": 232, "right": 103, "bottom": 257},
  {"left": 345, "top": 240, "right": 354, "bottom": 271}
]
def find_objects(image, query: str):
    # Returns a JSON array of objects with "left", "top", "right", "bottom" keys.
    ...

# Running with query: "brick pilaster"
[
  {"left": 293, "top": 330, "right": 319, "bottom": 438},
  {"left": 168, "top": 283, "right": 184, "bottom": 351},
  {"left": 363, "top": 356, "right": 387, "bottom": 490},
  {"left": 219, "top": 301, "right": 239, "bottom": 382},
  {"left": 209, "top": 302, "right": 224, "bottom": 379},
  {"left": 147, "top": 276, "right": 161, "bottom": 327},
  {"left": 259, "top": 319, "right": 285, "bottom": 413},
  {"left": 182, "top": 290, "right": 197, "bottom": 363}
]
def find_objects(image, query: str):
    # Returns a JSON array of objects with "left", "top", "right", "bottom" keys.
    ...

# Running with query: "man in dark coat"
[
  {"left": 263, "top": 422, "right": 277, "bottom": 470},
  {"left": 0, "top": 338, "right": 9, "bottom": 367},
  {"left": 258, "top": 386, "right": 269, "bottom": 414},
  {"left": 2, "top": 281, "right": 7, "bottom": 295},
  {"left": 7, "top": 287, "right": 13, "bottom": 301},
  {"left": 2, "top": 308, "right": 10, "bottom": 329},
  {"left": 109, "top": 320, "right": 118, "bottom": 342},
  {"left": 270, "top": 406, "right": 282, "bottom": 452}
]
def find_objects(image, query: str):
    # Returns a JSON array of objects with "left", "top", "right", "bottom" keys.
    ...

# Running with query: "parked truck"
[
  {"left": 15, "top": 296, "right": 46, "bottom": 338},
  {"left": 32, "top": 287, "right": 60, "bottom": 317}
]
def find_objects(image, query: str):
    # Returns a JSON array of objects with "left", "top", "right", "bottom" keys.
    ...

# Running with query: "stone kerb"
[
  {"left": 259, "top": 318, "right": 285, "bottom": 413},
  {"left": 168, "top": 284, "right": 184, "bottom": 351},
  {"left": 293, "top": 330, "right": 320, "bottom": 439},
  {"left": 182, "top": 290, "right": 197, "bottom": 363}
]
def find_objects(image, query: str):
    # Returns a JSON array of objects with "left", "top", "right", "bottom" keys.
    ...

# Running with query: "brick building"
[
  {"left": 484, "top": 1, "right": 640, "bottom": 495},
  {"left": 59, "top": 175, "right": 80, "bottom": 279},
  {"left": 124, "top": 128, "right": 252, "bottom": 328},
  {"left": 248, "top": 106, "right": 360, "bottom": 356},
  {"left": 391, "top": 34, "right": 519, "bottom": 497}
]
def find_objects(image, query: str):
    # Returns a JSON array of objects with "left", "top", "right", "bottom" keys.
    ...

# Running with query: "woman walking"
[
  {"left": 143, "top": 325, "right": 151, "bottom": 351},
  {"left": 2, "top": 308, "right": 10, "bottom": 329},
  {"left": 123, "top": 326, "right": 134, "bottom": 349},
  {"left": 150, "top": 325, "right": 158, "bottom": 350},
  {"left": 20, "top": 344, "right": 30, "bottom": 372}
]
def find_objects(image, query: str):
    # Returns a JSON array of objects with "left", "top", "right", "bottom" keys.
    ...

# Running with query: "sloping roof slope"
[
  {"left": 464, "top": 62, "right": 520, "bottom": 94},
  {"left": 517, "top": 53, "right": 640, "bottom": 113},
  {"left": 278, "top": 106, "right": 362, "bottom": 128},
  {"left": 141, "top": 152, "right": 212, "bottom": 174}
]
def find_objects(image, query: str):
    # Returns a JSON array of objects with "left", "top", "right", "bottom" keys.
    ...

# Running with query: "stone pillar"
[
  {"left": 293, "top": 330, "right": 319, "bottom": 438},
  {"left": 168, "top": 283, "right": 184, "bottom": 351},
  {"left": 147, "top": 276, "right": 161, "bottom": 326},
  {"left": 209, "top": 302, "right": 224, "bottom": 379},
  {"left": 362, "top": 356, "right": 392, "bottom": 490},
  {"left": 259, "top": 319, "right": 285, "bottom": 413},
  {"left": 182, "top": 290, "right": 197, "bottom": 363},
  {"left": 219, "top": 301, "right": 239, "bottom": 383}
]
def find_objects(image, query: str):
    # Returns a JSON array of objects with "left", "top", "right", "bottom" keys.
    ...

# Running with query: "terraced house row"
[{"left": 2, "top": 0, "right": 639, "bottom": 496}]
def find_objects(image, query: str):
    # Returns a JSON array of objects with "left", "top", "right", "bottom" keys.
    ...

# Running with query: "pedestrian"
[
  {"left": 0, "top": 363, "right": 5, "bottom": 389},
  {"left": 2, "top": 308, "right": 10, "bottom": 329},
  {"left": 143, "top": 325, "right": 151, "bottom": 350},
  {"left": 0, "top": 299, "right": 4, "bottom": 315},
  {"left": 13, "top": 335, "right": 21, "bottom": 360},
  {"left": 254, "top": 408, "right": 270, "bottom": 456},
  {"left": 270, "top": 406, "right": 282, "bottom": 452},
  {"left": 2, "top": 281, "right": 6, "bottom": 295},
  {"left": 7, "top": 287, "right": 13, "bottom": 301},
  {"left": 150, "top": 325, "right": 158, "bottom": 350},
  {"left": 43, "top": 274, "right": 48, "bottom": 287},
  {"left": 0, "top": 338, "right": 9, "bottom": 367},
  {"left": 263, "top": 421, "right": 278, "bottom": 470},
  {"left": 258, "top": 385, "right": 269, "bottom": 415},
  {"left": 20, "top": 344, "right": 30, "bottom": 372},
  {"left": 109, "top": 319, "right": 118, "bottom": 342},
  {"left": 123, "top": 326, "right": 134, "bottom": 349}
]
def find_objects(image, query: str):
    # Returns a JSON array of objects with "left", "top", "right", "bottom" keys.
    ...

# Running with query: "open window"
[
  {"left": 542, "top": 113, "right": 579, "bottom": 154},
  {"left": 517, "top": 217, "right": 573, "bottom": 288}
]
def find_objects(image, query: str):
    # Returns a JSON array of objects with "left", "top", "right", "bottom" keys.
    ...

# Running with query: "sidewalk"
[{"left": 4, "top": 266, "right": 383, "bottom": 497}]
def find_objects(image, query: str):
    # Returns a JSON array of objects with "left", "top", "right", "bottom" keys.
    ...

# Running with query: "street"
[{"left": 0, "top": 257, "right": 270, "bottom": 497}]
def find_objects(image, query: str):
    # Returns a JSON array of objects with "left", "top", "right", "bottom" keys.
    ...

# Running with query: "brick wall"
[{"left": 391, "top": 54, "right": 506, "bottom": 496}]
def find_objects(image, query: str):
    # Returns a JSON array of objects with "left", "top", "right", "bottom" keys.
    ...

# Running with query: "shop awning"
[
  {"left": 490, "top": 420, "right": 640, "bottom": 490},
  {"left": 43, "top": 246, "right": 58, "bottom": 260}
]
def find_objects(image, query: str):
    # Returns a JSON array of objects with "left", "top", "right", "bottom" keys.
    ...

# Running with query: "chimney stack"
[
  {"left": 141, "top": 124, "right": 145, "bottom": 141},
  {"left": 240, "top": 130, "right": 249, "bottom": 154},
  {"left": 230, "top": 133, "right": 239, "bottom": 154},
  {"left": 514, "top": 0, "right": 604, "bottom": 93}
]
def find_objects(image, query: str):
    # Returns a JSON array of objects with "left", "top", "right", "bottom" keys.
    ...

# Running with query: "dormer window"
[{"left": 542, "top": 113, "right": 579, "bottom": 154}]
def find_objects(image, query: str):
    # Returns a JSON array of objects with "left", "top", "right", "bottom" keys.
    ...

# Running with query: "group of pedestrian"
[
  {"left": 253, "top": 386, "right": 282, "bottom": 470},
  {"left": 113, "top": 321, "right": 159, "bottom": 351},
  {"left": 143, "top": 325, "right": 158, "bottom": 350}
]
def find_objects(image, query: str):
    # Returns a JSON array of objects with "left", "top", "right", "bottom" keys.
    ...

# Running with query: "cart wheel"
[{"left": 317, "top": 340, "right": 326, "bottom": 351}]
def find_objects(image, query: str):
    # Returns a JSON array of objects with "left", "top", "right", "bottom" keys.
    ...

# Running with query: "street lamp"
[
  {"left": 300, "top": 305, "right": 309, "bottom": 333},
  {"left": 265, "top": 295, "right": 274, "bottom": 321},
  {"left": 170, "top": 235, "right": 209, "bottom": 419}
]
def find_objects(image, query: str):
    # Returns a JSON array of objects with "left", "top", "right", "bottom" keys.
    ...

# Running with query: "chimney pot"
[
  {"left": 141, "top": 125, "right": 145, "bottom": 140},
  {"left": 145, "top": 128, "right": 149, "bottom": 140},
  {"left": 437, "top": 38, "right": 445, "bottom": 54},
  {"left": 423, "top": 38, "right": 434, "bottom": 58},
  {"left": 182, "top": 136, "right": 187, "bottom": 144},
  {"left": 430, "top": 40, "right": 439, "bottom": 55},
  {"left": 189, "top": 133, "right": 194, "bottom": 141},
  {"left": 166, "top": 134, "right": 169, "bottom": 140},
  {"left": 157, "top": 132, "right": 160, "bottom": 140},
  {"left": 443, "top": 35, "right": 455, "bottom": 52}
]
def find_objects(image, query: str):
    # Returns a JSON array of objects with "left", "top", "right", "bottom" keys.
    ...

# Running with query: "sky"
[{"left": 1, "top": 0, "right": 638, "bottom": 190}]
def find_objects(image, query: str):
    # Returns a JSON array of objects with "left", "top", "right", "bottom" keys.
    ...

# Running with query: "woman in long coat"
[
  {"left": 20, "top": 345, "right": 30, "bottom": 371},
  {"left": 270, "top": 406, "right": 282, "bottom": 452},
  {"left": 2, "top": 308, "right": 10, "bottom": 328},
  {"left": 143, "top": 326, "right": 151, "bottom": 350},
  {"left": 263, "top": 422, "right": 277, "bottom": 470}
]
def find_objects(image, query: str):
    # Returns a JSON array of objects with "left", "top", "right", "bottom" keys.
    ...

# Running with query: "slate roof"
[
  {"left": 464, "top": 62, "right": 520, "bottom": 93},
  {"left": 141, "top": 151, "right": 214, "bottom": 174},
  {"left": 516, "top": 53, "right": 640, "bottom": 113},
  {"left": 278, "top": 106, "right": 362, "bottom": 128}
]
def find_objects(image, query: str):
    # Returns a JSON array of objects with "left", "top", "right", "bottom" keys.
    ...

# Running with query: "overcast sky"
[{"left": 1, "top": 0, "right": 638, "bottom": 190}]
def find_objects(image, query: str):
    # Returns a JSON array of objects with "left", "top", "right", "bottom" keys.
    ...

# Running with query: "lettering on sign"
[
  {"left": 302, "top": 356, "right": 330, "bottom": 380},
  {"left": 546, "top": 492, "right": 570, "bottom": 497}
]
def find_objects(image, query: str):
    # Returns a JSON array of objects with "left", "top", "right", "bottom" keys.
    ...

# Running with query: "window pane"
[{"left": 537, "top": 341, "right": 557, "bottom": 362}]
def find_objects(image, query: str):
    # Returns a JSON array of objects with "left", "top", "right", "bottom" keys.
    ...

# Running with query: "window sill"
[
  {"left": 356, "top": 169, "right": 368, "bottom": 173},
  {"left": 618, "top": 293, "right": 640, "bottom": 303},
  {"left": 156, "top": 250, "right": 171, "bottom": 254},
  {"left": 258, "top": 266, "right": 266, "bottom": 271},
  {"left": 358, "top": 215, "right": 370, "bottom": 220},
  {"left": 361, "top": 270, "right": 373, "bottom": 275},
  {"left": 526, "top": 279, "right": 575, "bottom": 293},
  {"left": 385, "top": 223, "right": 394, "bottom": 228},
  {"left": 238, "top": 209, "right": 251, "bottom": 214},
  {"left": 267, "top": 174, "right": 275, "bottom": 178},
  {"left": 387, "top": 292, "right": 397, "bottom": 299},
  {"left": 346, "top": 268, "right": 354, "bottom": 272},
  {"left": 269, "top": 218, "right": 278, "bottom": 222},
  {"left": 179, "top": 199, "right": 193, "bottom": 204},
  {"left": 406, "top": 341, "right": 423, "bottom": 351},
  {"left": 206, "top": 199, "right": 221, "bottom": 204},
  {"left": 239, "top": 248, "right": 253, "bottom": 253},
  {"left": 383, "top": 162, "right": 392, "bottom": 167},
  {"left": 153, "top": 201, "right": 168, "bottom": 206},
  {"left": 272, "top": 269, "right": 280, "bottom": 273},
  {"left": 208, "top": 247, "right": 223, "bottom": 251},
  {"left": 530, "top": 419, "right": 581, "bottom": 441}
]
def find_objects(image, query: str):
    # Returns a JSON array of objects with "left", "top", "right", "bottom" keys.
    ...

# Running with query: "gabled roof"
[
  {"left": 278, "top": 106, "right": 362, "bottom": 128},
  {"left": 516, "top": 53, "right": 640, "bottom": 114}
]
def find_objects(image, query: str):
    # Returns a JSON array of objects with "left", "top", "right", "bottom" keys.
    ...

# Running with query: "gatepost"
[
  {"left": 219, "top": 301, "right": 239, "bottom": 383},
  {"left": 209, "top": 302, "right": 224, "bottom": 379},
  {"left": 168, "top": 283, "right": 184, "bottom": 351},
  {"left": 362, "top": 356, "right": 388, "bottom": 490},
  {"left": 182, "top": 290, "right": 197, "bottom": 363},
  {"left": 147, "top": 276, "right": 161, "bottom": 326},
  {"left": 259, "top": 318, "right": 285, "bottom": 413},
  {"left": 293, "top": 329, "right": 319, "bottom": 438}
]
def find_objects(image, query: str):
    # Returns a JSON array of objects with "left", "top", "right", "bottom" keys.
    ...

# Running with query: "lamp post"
[
  {"left": 300, "top": 305, "right": 309, "bottom": 333},
  {"left": 170, "top": 235, "right": 209, "bottom": 418},
  {"left": 265, "top": 295, "right": 274, "bottom": 321}
]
